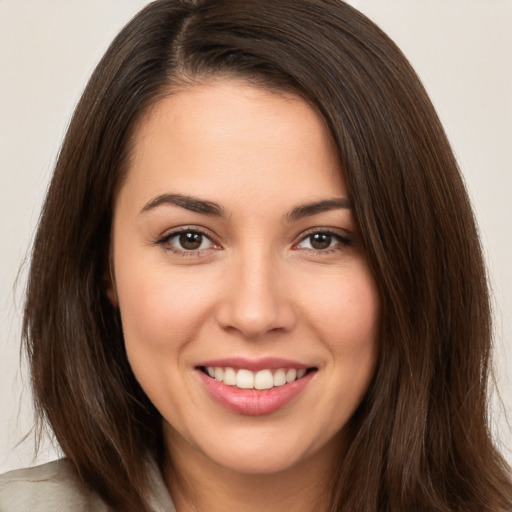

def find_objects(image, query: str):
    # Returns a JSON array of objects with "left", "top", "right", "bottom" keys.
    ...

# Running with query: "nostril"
[{"left": 214, "top": 283, "right": 298, "bottom": 338}]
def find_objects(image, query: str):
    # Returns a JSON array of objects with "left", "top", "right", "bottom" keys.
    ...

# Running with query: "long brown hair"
[{"left": 23, "top": 0, "right": 512, "bottom": 510}]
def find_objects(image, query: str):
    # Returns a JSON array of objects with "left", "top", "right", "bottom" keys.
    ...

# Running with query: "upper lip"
[{"left": 196, "top": 357, "right": 314, "bottom": 372}]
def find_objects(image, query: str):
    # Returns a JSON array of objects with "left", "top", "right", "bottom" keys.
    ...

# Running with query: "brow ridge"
[
  {"left": 141, "top": 193, "right": 350, "bottom": 220},
  {"left": 286, "top": 198, "right": 352, "bottom": 221},
  {"left": 140, "top": 193, "right": 225, "bottom": 216}
]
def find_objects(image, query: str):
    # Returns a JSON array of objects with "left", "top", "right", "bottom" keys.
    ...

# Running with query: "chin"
[
  {"left": 218, "top": 447, "right": 304, "bottom": 475},
  {"left": 182, "top": 422, "right": 344, "bottom": 477}
]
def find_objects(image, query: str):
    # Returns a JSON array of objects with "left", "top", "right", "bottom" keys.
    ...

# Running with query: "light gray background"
[{"left": 1, "top": 0, "right": 511, "bottom": 473}]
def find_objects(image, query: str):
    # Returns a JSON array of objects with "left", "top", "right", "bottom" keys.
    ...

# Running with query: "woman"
[{"left": 1, "top": 0, "right": 511, "bottom": 511}]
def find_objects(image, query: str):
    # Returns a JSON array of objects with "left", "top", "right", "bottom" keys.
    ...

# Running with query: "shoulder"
[{"left": 0, "top": 458, "right": 109, "bottom": 512}]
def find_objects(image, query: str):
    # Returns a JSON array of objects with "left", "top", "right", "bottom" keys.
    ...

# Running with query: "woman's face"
[{"left": 110, "top": 80, "right": 380, "bottom": 475}]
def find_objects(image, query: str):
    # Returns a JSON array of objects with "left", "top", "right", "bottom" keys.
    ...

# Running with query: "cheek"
[
  {"left": 114, "top": 261, "right": 225, "bottom": 405},
  {"left": 322, "top": 270, "right": 380, "bottom": 408},
  {"left": 118, "top": 276, "right": 178, "bottom": 346},
  {"left": 114, "top": 251, "right": 216, "bottom": 345},
  {"left": 303, "top": 265, "right": 380, "bottom": 349},
  {"left": 302, "top": 264, "right": 380, "bottom": 411},
  {"left": 117, "top": 276, "right": 180, "bottom": 393},
  {"left": 115, "top": 265, "right": 214, "bottom": 409}
]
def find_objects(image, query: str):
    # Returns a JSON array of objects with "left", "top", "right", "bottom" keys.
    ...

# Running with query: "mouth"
[
  {"left": 195, "top": 360, "right": 318, "bottom": 416},
  {"left": 198, "top": 366, "right": 316, "bottom": 390}
]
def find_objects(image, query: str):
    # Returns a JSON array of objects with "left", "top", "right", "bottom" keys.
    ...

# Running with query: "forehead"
[{"left": 119, "top": 79, "right": 345, "bottom": 213}]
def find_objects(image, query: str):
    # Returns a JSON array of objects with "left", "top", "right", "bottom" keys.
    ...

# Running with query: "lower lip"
[{"left": 197, "top": 370, "right": 315, "bottom": 416}]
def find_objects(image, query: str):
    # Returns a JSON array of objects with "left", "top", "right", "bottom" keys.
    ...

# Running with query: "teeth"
[
  {"left": 204, "top": 366, "right": 309, "bottom": 389},
  {"left": 254, "top": 370, "right": 273, "bottom": 390},
  {"left": 236, "top": 369, "right": 254, "bottom": 389},
  {"left": 273, "top": 368, "right": 287, "bottom": 387},
  {"left": 285, "top": 368, "right": 297, "bottom": 383},
  {"left": 214, "top": 367, "right": 224, "bottom": 382},
  {"left": 223, "top": 367, "right": 237, "bottom": 386}
]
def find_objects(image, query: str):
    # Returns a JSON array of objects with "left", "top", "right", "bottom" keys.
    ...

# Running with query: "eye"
[
  {"left": 158, "top": 229, "right": 216, "bottom": 253},
  {"left": 295, "top": 231, "right": 350, "bottom": 251}
]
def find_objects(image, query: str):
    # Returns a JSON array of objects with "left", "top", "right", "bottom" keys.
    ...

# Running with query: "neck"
[{"left": 163, "top": 428, "right": 342, "bottom": 512}]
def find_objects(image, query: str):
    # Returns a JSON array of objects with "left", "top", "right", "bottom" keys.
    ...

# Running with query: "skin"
[{"left": 110, "top": 79, "right": 380, "bottom": 512}]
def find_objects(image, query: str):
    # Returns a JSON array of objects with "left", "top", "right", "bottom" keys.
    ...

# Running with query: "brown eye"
[
  {"left": 160, "top": 229, "right": 215, "bottom": 253},
  {"left": 295, "top": 230, "right": 351, "bottom": 252},
  {"left": 309, "top": 233, "right": 332, "bottom": 250},
  {"left": 179, "top": 232, "right": 204, "bottom": 250}
]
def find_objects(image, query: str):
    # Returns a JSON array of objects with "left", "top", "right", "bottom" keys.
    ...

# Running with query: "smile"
[
  {"left": 202, "top": 366, "right": 308, "bottom": 390},
  {"left": 196, "top": 359, "right": 318, "bottom": 416}
]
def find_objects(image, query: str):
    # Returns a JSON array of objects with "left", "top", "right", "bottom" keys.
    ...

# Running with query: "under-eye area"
[{"left": 198, "top": 366, "right": 318, "bottom": 390}]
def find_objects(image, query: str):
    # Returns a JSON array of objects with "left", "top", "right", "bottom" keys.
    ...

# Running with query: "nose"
[{"left": 214, "top": 248, "right": 297, "bottom": 339}]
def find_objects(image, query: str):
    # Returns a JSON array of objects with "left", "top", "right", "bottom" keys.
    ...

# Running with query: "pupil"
[
  {"left": 179, "top": 232, "right": 202, "bottom": 250},
  {"left": 311, "top": 233, "right": 331, "bottom": 250}
]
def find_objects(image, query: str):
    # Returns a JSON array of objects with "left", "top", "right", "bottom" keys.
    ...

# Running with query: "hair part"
[{"left": 23, "top": 0, "right": 512, "bottom": 510}]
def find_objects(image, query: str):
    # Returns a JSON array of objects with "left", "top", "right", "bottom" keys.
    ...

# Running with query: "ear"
[
  {"left": 105, "top": 255, "right": 118, "bottom": 306},
  {"left": 106, "top": 281, "right": 117, "bottom": 306}
]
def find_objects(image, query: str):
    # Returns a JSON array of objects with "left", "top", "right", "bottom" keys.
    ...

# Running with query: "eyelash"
[
  {"left": 294, "top": 229, "right": 351, "bottom": 254},
  {"left": 155, "top": 227, "right": 218, "bottom": 257},
  {"left": 155, "top": 227, "right": 351, "bottom": 257}
]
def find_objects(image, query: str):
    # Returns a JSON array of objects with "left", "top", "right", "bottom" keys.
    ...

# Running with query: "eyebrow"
[
  {"left": 140, "top": 193, "right": 226, "bottom": 217},
  {"left": 140, "top": 193, "right": 351, "bottom": 220},
  {"left": 286, "top": 198, "right": 352, "bottom": 221}
]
